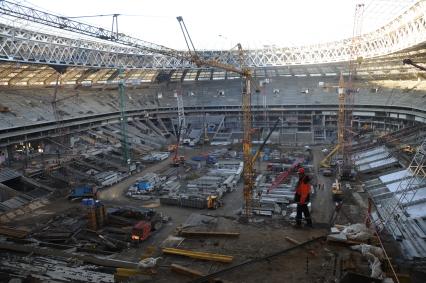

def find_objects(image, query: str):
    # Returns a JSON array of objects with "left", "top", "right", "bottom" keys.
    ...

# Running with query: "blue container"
[
  {"left": 137, "top": 181, "right": 152, "bottom": 190},
  {"left": 81, "top": 198, "right": 95, "bottom": 206}
]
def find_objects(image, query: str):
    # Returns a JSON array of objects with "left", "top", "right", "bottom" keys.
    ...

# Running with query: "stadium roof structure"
[{"left": 0, "top": 0, "right": 425, "bottom": 86}]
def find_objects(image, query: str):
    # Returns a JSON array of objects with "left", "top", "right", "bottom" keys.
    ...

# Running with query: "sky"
[{"left": 11, "top": 0, "right": 418, "bottom": 50}]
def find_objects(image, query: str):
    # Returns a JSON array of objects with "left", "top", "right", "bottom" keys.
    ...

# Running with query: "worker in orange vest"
[{"left": 294, "top": 167, "right": 313, "bottom": 227}]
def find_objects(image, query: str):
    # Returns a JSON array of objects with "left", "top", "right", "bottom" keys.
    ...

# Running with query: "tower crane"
[
  {"left": 0, "top": 0, "right": 260, "bottom": 216},
  {"left": 339, "top": 3, "right": 364, "bottom": 181},
  {"left": 171, "top": 120, "right": 185, "bottom": 167},
  {"left": 176, "top": 16, "right": 260, "bottom": 216},
  {"left": 50, "top": 66, "right": 79, "bottom": 159},
  {"left": 118, "top": 69, "right": 131, "bottom": 168}
]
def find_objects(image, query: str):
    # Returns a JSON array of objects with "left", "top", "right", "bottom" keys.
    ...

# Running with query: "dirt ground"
[{"left": 9, "top": 145, "right": 382, "bottom": 283}]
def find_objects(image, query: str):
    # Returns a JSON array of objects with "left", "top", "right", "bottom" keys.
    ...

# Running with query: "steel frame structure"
[
  {"left": 380, "top": 138, "right": 426, "bottom": 239},
  {"left": 0, "top": 0, "right": 425, "bottom": 69}
]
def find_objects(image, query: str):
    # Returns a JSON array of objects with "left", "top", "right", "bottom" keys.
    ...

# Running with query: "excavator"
[{"left": 319, "top": 145, "right": 340, "bottom": 169}]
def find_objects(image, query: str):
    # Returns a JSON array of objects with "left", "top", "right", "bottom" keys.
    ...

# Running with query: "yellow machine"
[
  {"left": 168, "top": 144, "right": 177, "bottom": 152},
  {"left": 207, "top": 195, "right": 220, "bottom": 209},
  {"left": 331, "top": 179, "right": 344, "bottom": 202},
  {"left": 401, "top": 145, "right": 415, "bottom": 154},
  {"left": 320, "top": 145, "right": 340, "bottom": 168}
]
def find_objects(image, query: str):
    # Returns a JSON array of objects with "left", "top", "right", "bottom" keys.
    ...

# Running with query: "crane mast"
[
  {"left": 0, "top": 1, "right": 259, "bottom": 217},
  {"left": 242, "top": 77, "right": 254, "bottom": 216},
  {"left": 337, "top": 73, "right": 345, "bottom": 157},
  {"left": 118, "top": 69, "right": 131, "bottom": 168},
  {"left": 177, "top": 16, "right": 256, "bottom": 216}
]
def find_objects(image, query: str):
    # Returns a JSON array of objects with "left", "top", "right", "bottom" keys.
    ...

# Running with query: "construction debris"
[
  {"left": 351, "top": 244, "right": 386, "bottom": 279},
  {"left": 162, "top": 247, "right": 234, "bottom": 263},
  {"left": 179, "top": 230, "right": 240, "bottom": 238},
  {"left": 0, "top": 226, "right": 29, "bottom": 238}
]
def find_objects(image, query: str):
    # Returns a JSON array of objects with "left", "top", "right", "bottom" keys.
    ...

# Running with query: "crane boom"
[
  {"left": 176, "top": 16, "right": 258, "bottom": 216},
  {"left": 251, "top": 119, "right": 280, "bottom": 164},
  {"left": 320, "top": 145, "right": 340, "bottom": 168},
  {"left": 403, "top": 59, "right": 426, "bottom": 71},
  {"left": 0, "top": 0, "right": 181, "bottom": 58},
  {"left": 267, "top": 158, "right": 304, "bottom": 193}
]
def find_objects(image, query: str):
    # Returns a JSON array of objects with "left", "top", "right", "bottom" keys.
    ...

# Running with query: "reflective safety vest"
[{"left": 295, "top": 176, "right": 311, "bottom": 205}]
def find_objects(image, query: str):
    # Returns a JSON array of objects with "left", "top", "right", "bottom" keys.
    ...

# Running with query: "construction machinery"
[
  {"left": 319, "top": 145, "right": 340, "bottom": 169},
  {"left": 118, "top": 69, "right": 131, "bottom": 169},
  {"left": 176, "top": 16, "right": 259, "bottom": 216},
  {"left": 251, "top": 119, "right": 280, "bottom": 165},
  {"left": 337, "top": 4, "right": 364, "bottom": 182},
  {"left": 168, "top": 144, "right": 178, "bottom": 152},
  {"left": 331, "top": 179, "right": 344, "bottom": 202},
  {"left": 207, "top": 195, "right": 222, "bottom": 209},
  {"left": 107, "top": 207, "right": 163, "bottom": 243},
  {"left": 171, "top": 120, "right": 185, "bottom": 167},
  {"left": 50, "top": 68, "right": 78, "bottom": 146},
  {"left": 403, "top": 58, "right": 426, "bottom": 71},
  {"left": 267, "top": 158, "right": 304, "bottom": 194},
  {"left": 401, "top": 144, "right": 416, "bottom": 155}
]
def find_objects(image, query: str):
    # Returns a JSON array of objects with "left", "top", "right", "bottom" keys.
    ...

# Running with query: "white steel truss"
[{"left": 0, "top": 1, "right": 425, "bottom": 69}]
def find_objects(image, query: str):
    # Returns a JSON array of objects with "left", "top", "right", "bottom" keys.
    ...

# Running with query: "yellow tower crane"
[
  {"left": 176, "top": 17, "right": 259, "bottom": 216},
  {"left": 337, "top": 73, "right": 345, "bottom": 156}
]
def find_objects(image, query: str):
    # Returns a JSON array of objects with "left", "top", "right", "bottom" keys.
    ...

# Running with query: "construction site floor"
[{"left": 3, "top": 145, "right": 406, "bottom": 282}]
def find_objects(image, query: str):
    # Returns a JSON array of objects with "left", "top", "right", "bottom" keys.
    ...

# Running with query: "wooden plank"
[
  {"left": 162, "top": 247, "right": 233, "bottom": 263},
  {"left": 180, "top": 230, "right": 240, "bottom": 238},
  {"left": 115, "top": 268, "right": 155, "bottom": 276},
  {"left": 285, "top": 236, "right": 300, "bottom": 245},
  {"left": 0, "top": 226, "right": 29, "bottom": 238},
  {"left": 285, "top": 236, "right": 317, "bottom": 256}
]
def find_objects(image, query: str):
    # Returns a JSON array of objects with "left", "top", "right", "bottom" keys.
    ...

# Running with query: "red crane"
[{"left": 267, "top": 158, "right": 304, "bottom": 193}]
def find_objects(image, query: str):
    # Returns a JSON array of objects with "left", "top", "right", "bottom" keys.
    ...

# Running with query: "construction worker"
[{"left": 294, "top": 167, "right": 313, "bottom": 227}]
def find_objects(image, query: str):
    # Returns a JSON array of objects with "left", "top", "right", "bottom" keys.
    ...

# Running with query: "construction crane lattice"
[
  {"left": 118, "top": 69, "right": 131, "bottom": 168},
  {"left": 380, "top": 138, "right": 426, "bottom": 238}
]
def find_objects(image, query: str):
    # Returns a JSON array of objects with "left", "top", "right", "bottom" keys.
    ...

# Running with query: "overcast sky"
[{"left": 18, "top": 0, "right": 417, "bottom": 50}]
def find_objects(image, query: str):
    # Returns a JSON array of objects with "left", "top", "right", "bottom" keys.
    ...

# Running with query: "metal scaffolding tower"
[{"left": 118, "top": 69, "right": 131, "bottom": 168}]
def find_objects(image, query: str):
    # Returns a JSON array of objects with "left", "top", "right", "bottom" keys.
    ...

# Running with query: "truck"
[
  {"left": 68, "top": 185, "right": 97, "bottom": 200},
  {"left": 107, "top": 207, "right": 163, "bottom": 243},
  {"left": 127, "top": 173, "right": 164, "bottom": 197}
]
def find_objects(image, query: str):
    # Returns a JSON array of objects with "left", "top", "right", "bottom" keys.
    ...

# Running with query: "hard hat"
[{"left": 297, "top": 167, "right": 305, "bottom": 174}]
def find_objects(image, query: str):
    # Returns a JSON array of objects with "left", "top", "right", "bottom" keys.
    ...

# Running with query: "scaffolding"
[{"left": 380, "top": 138, "right": 426, "bottom": 240}]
